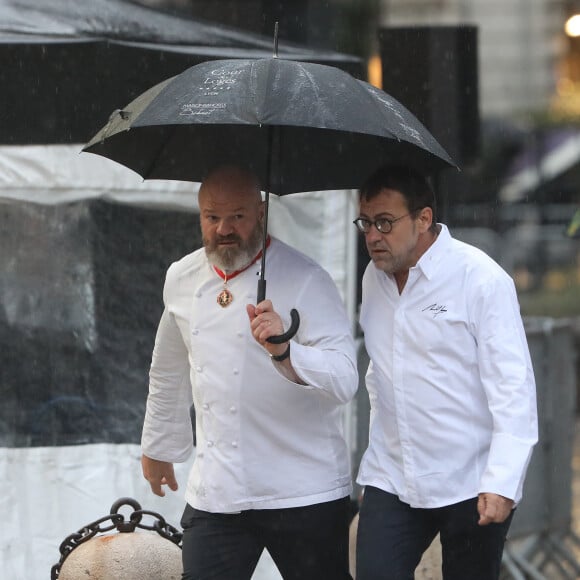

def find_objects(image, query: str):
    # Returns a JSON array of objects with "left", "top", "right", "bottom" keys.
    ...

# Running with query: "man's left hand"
[{"left": 477, "top": 492, "right": 514, "bottom": 525}]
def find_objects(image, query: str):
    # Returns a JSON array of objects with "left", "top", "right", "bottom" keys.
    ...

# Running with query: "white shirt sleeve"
[
  {"left": 277, "top": 266, "right": 358, "bottom": 405},
  {"left": 141, "top": 270, "right": 194, "bottom": 463},
  {"left": 473, "top": 273, "right": 538, "bottom": 500}
]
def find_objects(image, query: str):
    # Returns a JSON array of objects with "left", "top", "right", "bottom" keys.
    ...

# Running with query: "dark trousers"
[
  {"left": 181, "top": 497, "right": 352, "bottom": 580},
  {"left": 356, "top": 486, "right": 514, "bottom": 580}
]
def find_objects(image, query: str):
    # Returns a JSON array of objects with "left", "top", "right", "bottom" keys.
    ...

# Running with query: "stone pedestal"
[{"left": 59, "top": 531, "right": 182, "bottom": 580}]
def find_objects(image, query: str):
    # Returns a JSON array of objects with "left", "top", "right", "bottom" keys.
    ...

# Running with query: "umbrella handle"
[
  {"left": 257, "top": 281, "right": 300, "bottom": 343},
  {"left": 266, "top": 308, "right": 300, "bottom": 344}
]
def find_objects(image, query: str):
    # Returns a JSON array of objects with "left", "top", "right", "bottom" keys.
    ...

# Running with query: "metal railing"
[{"left": 502, "top": 317, "right": 580, "bottom": 579}]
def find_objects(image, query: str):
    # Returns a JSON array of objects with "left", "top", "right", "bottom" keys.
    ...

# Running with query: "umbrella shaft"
[
  {"left": 257, "top": 124, "right": 274, "bottom": 304},
  {"left": 257, "top": 279, "right": 267, "bottom": 303},
  {"left": 257, "top": 188, "right": 270, "bottom": 303}
]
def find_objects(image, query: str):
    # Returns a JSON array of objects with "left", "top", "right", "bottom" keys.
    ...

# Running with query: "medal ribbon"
[{"left": 213, "top": 236, "right": 271, "bottom": 284}]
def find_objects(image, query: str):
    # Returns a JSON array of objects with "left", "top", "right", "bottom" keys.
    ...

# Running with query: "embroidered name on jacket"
[{"left": 422, "top": 303, "right": 448, "bottom": 318}]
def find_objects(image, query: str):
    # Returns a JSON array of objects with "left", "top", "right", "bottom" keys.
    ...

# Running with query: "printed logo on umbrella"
[{"left": 180, "top": 103, "right": 227, "bottom": 116}]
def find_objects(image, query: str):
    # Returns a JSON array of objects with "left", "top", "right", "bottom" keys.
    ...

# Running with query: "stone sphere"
[{"left": 59, "top": 531, "right": 182, "bottom": 580}]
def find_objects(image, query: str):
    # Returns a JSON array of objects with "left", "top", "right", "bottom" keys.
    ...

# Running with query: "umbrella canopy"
[
  {"left": 83, "top": 56, "right": 456, "bottom": 341},
  {"left": 83, "top": 57, "right": 457, "bottom": 195}
]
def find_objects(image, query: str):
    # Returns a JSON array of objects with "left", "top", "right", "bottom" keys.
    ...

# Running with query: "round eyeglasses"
[{"left": 352, "top": 213, "right": 412, "bottom": 234}]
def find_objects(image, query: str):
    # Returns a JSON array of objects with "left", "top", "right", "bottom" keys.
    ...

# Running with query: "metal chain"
[
  {"left": 51, "top": 498, "right": 183, "bottom": 579},
  {"left": 129, "top": 508, "right": 183, "bottom": 544}
]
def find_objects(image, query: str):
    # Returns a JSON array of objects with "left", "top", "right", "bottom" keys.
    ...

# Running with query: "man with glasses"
[{"left": 353, "top": 164, "right": 538, "bottom": 580}]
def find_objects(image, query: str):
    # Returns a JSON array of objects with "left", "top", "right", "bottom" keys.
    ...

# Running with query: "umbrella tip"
[
  {"left": 99, "top": 109, "right": 131, "bottom": 144},
  {"left": 109, "top": 109, "right": 130, "bottom": 122},
  {"left": 273, "top": 21, "right": 279, "bottom": 58}
]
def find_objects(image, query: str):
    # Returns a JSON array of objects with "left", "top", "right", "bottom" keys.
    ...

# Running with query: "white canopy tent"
[{"left": 0, "top": 143, "right": 357, "bottom": 315}]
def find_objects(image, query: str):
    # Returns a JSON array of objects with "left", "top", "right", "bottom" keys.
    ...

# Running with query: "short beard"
[{"left": 204, "top": 221, "right": 264, "bottom": 272}]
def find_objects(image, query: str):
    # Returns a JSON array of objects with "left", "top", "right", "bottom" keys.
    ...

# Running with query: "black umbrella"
[
  {"left": 84, "top": 58, "right": 455, "bottom": 190},
  {"left": 84, "top": 51, "right": 456, "bottom": 340}
]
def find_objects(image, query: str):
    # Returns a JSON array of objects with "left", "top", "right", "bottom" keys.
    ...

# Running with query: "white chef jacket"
[
  {"left": 142, "top": 236, "right": 357, "bottom": 513},
  {"left": 357, "top": 224, "right": 538, "bottom": 508}
]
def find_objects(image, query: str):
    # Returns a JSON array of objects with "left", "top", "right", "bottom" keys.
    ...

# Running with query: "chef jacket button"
[
  {"left": 202, "top": 403, "right": 209, "bottom": 411},
  {"left": 237, "top": 331, "right": 243, "bottom": 337},
  {"left": 207, "top": 440, "right": 214, "bottom": 448},
  {"left": 231, "top": 441, "right": 238, "bottom": 448},
  {"left": 229, "top": 406, "right": 237, "bottom": 414},
  {"left": 196, "top": 366, "right": 203, "bottom": 372},
  {"left": 233, "top": 368, "right": 239, "bottom": 375},
  {"left": 192, "top": 329, "right": 199, "bottom": 336},
  {"left": 195, "top": 292, "right": 202, "bottom": 298}
]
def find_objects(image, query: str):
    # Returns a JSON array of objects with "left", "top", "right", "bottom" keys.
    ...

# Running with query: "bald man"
[{"left": 141, "top": 166, "right": 357, "bottom": 579}]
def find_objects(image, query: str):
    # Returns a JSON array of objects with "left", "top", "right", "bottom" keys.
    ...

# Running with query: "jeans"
[
  {"left": 356, "top": 486, "right": 514, "bottom": 580},
  {"left": 181, "top": 496, "right": 352, "bottom": 580}
]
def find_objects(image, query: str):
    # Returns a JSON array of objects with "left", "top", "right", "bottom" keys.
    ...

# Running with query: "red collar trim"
[{"left": 213, "top": 236, "right": 271, "bottom": 282}]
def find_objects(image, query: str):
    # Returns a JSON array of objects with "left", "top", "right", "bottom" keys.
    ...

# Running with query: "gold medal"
[{"left": 217, "top": 287, "right": 233, "bottom": 308}]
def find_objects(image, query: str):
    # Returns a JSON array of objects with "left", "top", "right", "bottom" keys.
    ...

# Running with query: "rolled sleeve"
[
  {"left": 288, "top": 339, "right": 358, "bottom": 404},
  {"left": 278, "top": 268, "right": 358, "bottom": 404}
]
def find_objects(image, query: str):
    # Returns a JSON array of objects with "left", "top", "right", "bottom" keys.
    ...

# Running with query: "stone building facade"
[{"left": 380, "top": 0, "right": 567, "bottom": 118}]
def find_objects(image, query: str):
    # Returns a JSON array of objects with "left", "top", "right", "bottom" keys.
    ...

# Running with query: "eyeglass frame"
[{"left": 352, "top": 211, "right": 417, "bottom": 234}]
